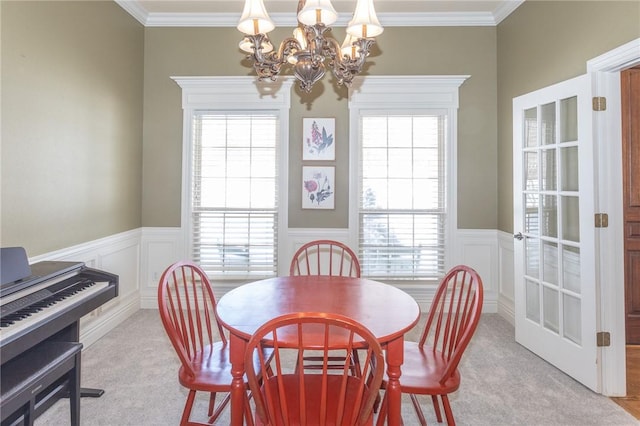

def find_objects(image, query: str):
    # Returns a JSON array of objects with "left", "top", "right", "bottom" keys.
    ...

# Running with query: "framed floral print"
[
  {"left": 302, "top": 118, "right": 335, "bottom": 161},
  {"left": 302, "top": 166, "right": 335, "bottom": 209}
]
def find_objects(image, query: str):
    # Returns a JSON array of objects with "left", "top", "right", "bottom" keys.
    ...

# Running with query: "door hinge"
[
  {"left": 595, "top": 213, "right": 609, "bottom": 228},
  {"left": 593, "top": 96, "right": 607, "bottom": 111},
  {"left": 596, "top": 331, "right": 611, "bottom": 347}
]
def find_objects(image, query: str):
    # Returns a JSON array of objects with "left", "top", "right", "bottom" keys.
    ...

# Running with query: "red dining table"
[{"left": 215, "top": 275, "right": 421, "bottom": 425}]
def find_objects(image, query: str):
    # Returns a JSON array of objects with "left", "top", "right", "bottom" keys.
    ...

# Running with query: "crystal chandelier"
[{"left": 237, "top": 0, "right": 383, "bottom": 93}]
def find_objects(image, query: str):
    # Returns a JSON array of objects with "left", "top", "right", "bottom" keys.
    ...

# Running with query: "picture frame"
[
  {"left": 302, "top": 118, "right": 335, "bottom": 161},
  {"left": 302, "top": 166, "right": 335, "bottom": 209}
]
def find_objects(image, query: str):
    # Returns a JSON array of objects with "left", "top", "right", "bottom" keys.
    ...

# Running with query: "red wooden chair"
[
  {"left": 290, "top": 240, "right": 362, "bottom": 376},
  {"left": 157, "top": 261, "right": 271, "bottom": 426},
  {"left": 376, "top": 265, "right": 484, "bottom": 426},
  {"left": 245, "top": 312, "right": 385, "bottom": 426},
  {"left": 289, "top": 240, "right": 361, "bottom": 278}
]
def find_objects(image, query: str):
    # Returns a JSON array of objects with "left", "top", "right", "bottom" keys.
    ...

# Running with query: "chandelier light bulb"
[
  {"left": 237, "top": 0, "right": 275, "bottom": 35},
  {"left": 340, "top": 34, "right": 360, "bottom": 59},
  {"left": 347, "top": 0, "right": 383, "bottom": 38},
  {"left": 293, "top": 27, "right": 308, "bottom": 50},
  {"left": 297, "top": 0, "right": 338, "bottom": 26}
]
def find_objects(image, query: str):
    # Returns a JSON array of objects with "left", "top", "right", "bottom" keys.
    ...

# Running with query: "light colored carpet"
[{"left": 36, "top": 310, "right": 639, "bottom": 425}]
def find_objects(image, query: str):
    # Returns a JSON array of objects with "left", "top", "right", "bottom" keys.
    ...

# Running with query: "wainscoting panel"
[
  {"left": 28, "top": 229, "right": 142, "bottom": 348},
  {"left": 139, "top": 227, "right": 184, "bottom": 308},
  {"left": 454, "top": 229, "right": 500, "bottom": 314}
]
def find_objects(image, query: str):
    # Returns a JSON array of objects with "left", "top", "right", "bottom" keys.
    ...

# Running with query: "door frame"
[{"left": 587, "top": 38, "right": 640, "bottom": 396}]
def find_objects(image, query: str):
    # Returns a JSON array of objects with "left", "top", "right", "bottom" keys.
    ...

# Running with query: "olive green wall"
[
  {"left": 0, "top": 1, "right": 144, "bottom": 256},
  {"left": 496, "top": 0, "right": 640, "bottom": 233},
  {"left": 142, "top": 26, "right": 498, "bottom": 230},
  {"left": 8, "top": 1, "right": 634, "bottom": 257}
]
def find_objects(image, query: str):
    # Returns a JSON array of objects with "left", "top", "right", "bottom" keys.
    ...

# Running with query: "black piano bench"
[{"left": 1, "top": 341, "right": 83, "bottom": 426}]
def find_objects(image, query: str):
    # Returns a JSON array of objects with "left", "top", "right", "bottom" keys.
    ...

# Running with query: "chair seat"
[
  {"left": 178, "top": 342, "right": 272, "bottom": 391},
  {"left": 255, "top": 374, "right": 375, "bottom": 426},
  {"left": 385, "top": 341, "right": 461, "bottom": 394}
]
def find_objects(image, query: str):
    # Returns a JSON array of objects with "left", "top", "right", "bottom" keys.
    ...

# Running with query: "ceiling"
[{"left": 115, "top": 0, "right": 525, "bottom": 27}]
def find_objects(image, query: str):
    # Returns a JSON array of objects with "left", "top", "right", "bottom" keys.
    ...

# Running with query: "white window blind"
[
  {"left": 191, "top": 112, "right": 279, "bottom": 278},
  {"left": 359, "top": 114, "right": 447, "bottom": 280}
]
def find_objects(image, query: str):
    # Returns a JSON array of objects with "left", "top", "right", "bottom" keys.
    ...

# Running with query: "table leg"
[
  {"left": 385, "top": 336, "right": 404, "bottom": 426},
  {"left": 229, "top": 333, "right": 247, "bottom": 426}
]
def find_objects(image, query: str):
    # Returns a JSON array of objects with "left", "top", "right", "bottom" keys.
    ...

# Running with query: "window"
[
  {"left": 192, "top": 113, "right": 278, "bottom": 278},
  {"left": 349, "top": 76, "right": 467, "bottom": 281},
  {"left": 174, "top": 77, "right": 293, "bottom": 280},
  {"left": 359, "top": 114, "right": 447, "bottom": 279}
]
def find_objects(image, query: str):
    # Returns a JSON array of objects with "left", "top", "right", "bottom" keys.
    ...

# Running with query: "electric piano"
[{"left": 0, "top": 247, "right": 118, "bottom": 425}]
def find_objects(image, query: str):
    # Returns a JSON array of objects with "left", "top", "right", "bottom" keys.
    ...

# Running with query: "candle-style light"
[{"left": 237, "top": 0, "right": 383, "bottom": 93}]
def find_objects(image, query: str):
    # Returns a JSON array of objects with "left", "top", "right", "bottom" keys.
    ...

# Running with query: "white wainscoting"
[
  {"left": 45, "top": 227, "right": 513, "bottom": 342},
  {"left": 454, "top": 229, "right": 500, "bottom": 315},
  {"left": 139, "top": 227, "right": 185, "bottom": 308},
  {"left": 28, "top": 229, "right": 142, "bottom": 348},
  {"left": 136, "top": 227, "right": 513, "bottom": 316}
]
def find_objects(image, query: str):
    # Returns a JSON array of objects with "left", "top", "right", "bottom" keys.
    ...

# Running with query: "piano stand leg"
[{"left": 80, "top": 388, "right": 105, "bottom": 398}]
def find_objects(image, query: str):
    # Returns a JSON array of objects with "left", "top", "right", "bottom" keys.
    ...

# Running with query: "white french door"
[{"left": 513, "top": 74, "right": 599, "bottom": 391}]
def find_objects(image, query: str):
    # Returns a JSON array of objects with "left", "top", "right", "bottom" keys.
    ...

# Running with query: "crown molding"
[
  {"left": 114, "top": 0, "right": 148, "bottom": 25},
  {"left": 115, "top": 2, "right": 522, "bottom": 28},
  {"left": 493, "top": 0, "right": 525, "bottom": 24}
]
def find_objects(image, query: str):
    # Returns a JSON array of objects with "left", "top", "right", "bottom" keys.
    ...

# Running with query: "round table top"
[{"left": 216, "top": 275, "right": 421, "bottom": 343}]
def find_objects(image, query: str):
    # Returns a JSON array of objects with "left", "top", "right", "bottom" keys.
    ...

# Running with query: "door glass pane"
[
  {"left": 543, "top": 286, "right": 559, "bottom": 333},
  {"left": 526, "top": 279, "right": 540, "bottom": 323},
  {"left": 524, "top": 108, "right": 538, "bottom": 147},
  {"left": 563, "top": 293, "right": 581, "bottom": 344},
  {"left": 542, "top": 241, "right": 558, "bottom": 285},
  {"left": 560, "top": 96, "right": 578, "bottom": 142},
  {"left": 525, "top": 193, "right": 539, "bottom": 234},
  {"left": 541, "top": 102, "right": 556, "bottom": 145},
  {"left": 525, "top": 152, "right": 538, "bottom": 191},
  {"left": 562, "top": 245, "right": 581, "bottom": 293},
  {"left": 541, "top": 149, "right": 557, "bottom": 191},
  {"left": 562, "top": 196, "right": 580, "bottom": 242},
  {"left": 542, "top": 195, "right": 558, "bottom": 238},
  {"left": 525, "top": 237, "right": 539, "bottom": 278},
  {"left": 560, "top": 146, "right": 579, "bottom": 191}
]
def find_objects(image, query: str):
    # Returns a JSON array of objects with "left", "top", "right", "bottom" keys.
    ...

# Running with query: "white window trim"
[
  {"left": 348, "top": 75, "right": 469, "bottom": 278},
  {"left": 172, "top": 76, "right": 293, "bottom": 276}
]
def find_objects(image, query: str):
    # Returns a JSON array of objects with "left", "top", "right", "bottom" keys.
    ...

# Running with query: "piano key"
[{"left": 0, "top": 281, "right": 110, "bottom": 344}]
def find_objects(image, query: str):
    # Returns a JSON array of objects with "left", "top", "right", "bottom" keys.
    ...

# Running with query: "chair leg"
[
  {"left": 441, "top": 395, "right": 456, "bottom": 426},
  {"left": 431, "top": 394, "right": 443, "bottom": 422},
  {"left": 207, "top": 393, "right": 231, "bottom": 424},
  {"left": 375, "top": 392, "right": 388, "bottom": 426},
  {"left": 180, "top": 390, "right": 197, "bottom": 426},
  {"left": 207, "top": 392, "right": 216, "bottom": 416},
  {"left": 409, "top": 394, "right": 428, "bottom": 426},
  {"left": 244, "top": 391, "right": 254, "bottom": 426}
]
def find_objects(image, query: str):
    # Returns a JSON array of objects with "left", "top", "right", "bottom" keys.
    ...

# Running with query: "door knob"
[{"left": 514, "top": 232, "right": 523, "bottom": 240}]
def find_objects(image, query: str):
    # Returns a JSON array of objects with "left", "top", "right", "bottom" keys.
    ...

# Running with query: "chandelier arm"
[
  {"left": 324, "top": 37, "right": 375, "bottom": 86},
  {"left": 245, "top": 34, "right": 302, "bottom": 81}
]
